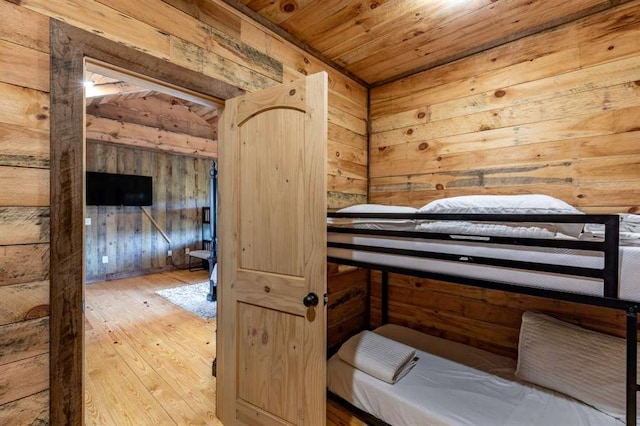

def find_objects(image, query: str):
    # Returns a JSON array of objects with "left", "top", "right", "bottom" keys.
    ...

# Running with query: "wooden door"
[{"left": 217, "top": 72, "right": 327, "bottom": 425}]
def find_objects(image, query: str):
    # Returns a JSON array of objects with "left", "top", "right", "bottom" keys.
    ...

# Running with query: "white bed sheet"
[
  {"left": 327, "top": 324, "right": 623, "bottom": 426},
  {"left": 327, "top": 232, "right": 640, "bottom": 302}
]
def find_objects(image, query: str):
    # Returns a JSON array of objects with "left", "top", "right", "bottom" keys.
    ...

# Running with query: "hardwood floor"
[
  {"left": 85, "top": 269, "right": 365, "bottom": 425},
  {"left": 85, "top": 269, "right": 220, "bottom": 425}
]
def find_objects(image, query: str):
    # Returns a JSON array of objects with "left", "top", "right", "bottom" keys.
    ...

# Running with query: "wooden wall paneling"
[
  {"left": 0, "top": 207, "right": 49, "bottom": 246},
  {"left": 0, "top": 39, "right": 49, "bottom": 93},
  {"left": 0, "top": 123, "right": 49, "bottom": 169},
  {"left": 327, "top": 267, "right": 368, "bottom": 351},
  {"left": 370, "top": 6, "right": 640, "bottom": 209},
  {"left": 0, "top": 317, "right": 49, "bottom": 366},
  {"left": 327, "top": 121, "right": 368, "bottom": 205},
  {"left": 367, "top": 2, "right": 640, "bottom": 364},
  {"left": 0, "top": 167, "right": 55, "bottom": 207},
  {"left": 85, "top": 148, "right": 98, "bottom": 279},
  {"left": 370, "top": 82, "right": 640, "bottom": 163},
  {"left": 161, "top": 0, "right": 242, "bottom": 40},
  {"left": 192, "top": 159, "right": 200, "bottom": 259},
  {"left": 327, "top": 108, "right": 367, "bottom": 137},
  {"left": 0, "top": 82, "right": 49, "bottom": 131},
  {"left": 155, "top": 151, "right": 168, "bottom": 270},
  {"left": 0, "top": 245, "right": 49, "bottom": 287},
  {"left": 168, "top": 155, "right": 180, "bottom": 264},
  {"left": 0, "top": 353, "right": 49, "bottom": 407},
  {"left": 24, "top": 0, "right": 172, "bottom": 60},
  {"left": 84, "top": 204, "right": 98, "bottom": 282},
  {"left": 578, "top": 1, "right": 640, "bottom": 67},
  {"left": 94, "top": 0, "right": 283, "bottom": 82},
  {"left": 140, "top": 150, "right": 154, "bottom": 271},
  {"left": 180, "top": 156, "right": 190, "bottom": 265},
  {"left": 0, "top": 391, "right": 48, "bottom": 426},
  {"left": 369, "top": 272, "right": 633, "bottom": 358},
  {"left": 169, "top": 37, "right": 278, "bottom": 93},
  {"left": 430, "top": 57, "right": 640, "bottom": 124},
  {"left": 85, "top": 142, "right": 211, "bottom": 281},
  {"left": 0, "top": 1, "right": 49, "bottom": 53},
  {"left": 0, "top": 281, "right": 49, "bottom": 327}
]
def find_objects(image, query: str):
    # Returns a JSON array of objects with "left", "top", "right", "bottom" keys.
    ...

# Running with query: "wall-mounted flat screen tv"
[{"left": 86, "top": 172, "right": 153, "bottom": 206}]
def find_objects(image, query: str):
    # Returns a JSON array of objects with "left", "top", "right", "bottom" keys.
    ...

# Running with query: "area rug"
[{"left": 155, "top": 281, "right": 217, "bottom": 319}]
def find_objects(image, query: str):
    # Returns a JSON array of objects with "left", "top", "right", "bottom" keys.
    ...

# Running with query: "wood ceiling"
[
  {"left": 227, "top": 0, "right": 632, "bottom": 86},
  {"left": 85, "top": 72, "right": 219, "bottom": 158}
]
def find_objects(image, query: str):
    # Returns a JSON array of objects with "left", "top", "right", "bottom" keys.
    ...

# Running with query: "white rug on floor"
[{"left": 155, "top": 281, "right": 217, "bottom": 319}]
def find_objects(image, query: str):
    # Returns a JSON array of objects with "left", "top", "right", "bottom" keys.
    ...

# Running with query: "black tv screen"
[{"left": 86, "top": 172, "right": 152, "bottom": 206}]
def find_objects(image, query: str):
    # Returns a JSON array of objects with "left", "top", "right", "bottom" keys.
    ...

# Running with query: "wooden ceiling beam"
[{"left": 85, "top": 81, "right": 149, "bottom": 98}]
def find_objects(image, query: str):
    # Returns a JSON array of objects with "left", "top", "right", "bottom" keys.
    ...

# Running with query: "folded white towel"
[{"left": 338, "top": 330, "right": 418, "bottom": 384}]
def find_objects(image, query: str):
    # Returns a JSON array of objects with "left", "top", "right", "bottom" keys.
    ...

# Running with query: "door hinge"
[{"left": 323, "top": 294, "right": 328, "bottom": 305}]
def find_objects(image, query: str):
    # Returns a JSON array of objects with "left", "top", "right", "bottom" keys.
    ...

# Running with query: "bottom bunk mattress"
[{"left": 327, "top": 324, "right": 623, "bottom": 426}]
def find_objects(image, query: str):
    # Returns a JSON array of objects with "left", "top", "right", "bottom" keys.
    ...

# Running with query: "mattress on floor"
[
  {"left": 327, "top": 232, "right": 640, "bottom": 302},
  {"left": 327, "top": 324, "right": 623, "bottom": 426}
]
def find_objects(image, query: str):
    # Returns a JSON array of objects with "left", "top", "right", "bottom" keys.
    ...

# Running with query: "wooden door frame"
[{"left": 50, "top": 20, "right": 243, "bottom": 425}]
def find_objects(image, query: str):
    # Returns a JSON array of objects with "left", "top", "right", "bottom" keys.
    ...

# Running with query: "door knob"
[{"left": 303, "top": 292, "right": 319, "bottom": 307}]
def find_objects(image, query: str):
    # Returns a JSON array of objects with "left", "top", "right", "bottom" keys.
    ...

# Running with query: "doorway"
[
  {"left": 50, "top": 20, "right": 241, "bottom": 424},
  {"left": 83, "top": 64, "right": 220, "bottom": 423}
]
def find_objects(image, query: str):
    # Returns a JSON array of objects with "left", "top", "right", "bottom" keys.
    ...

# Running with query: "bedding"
[
  {"left": 415, "top": 220, "right": 557, "bottom": 239},
  {"left": 328, "top": 203, "right": 418, "bottom": 230},
  {"left": 328, "top": 200, "right": 640, "bottom": 301},
  {"left": 516, "top": 312, "right": 637, "bottom": 421},
  {"left": 584, "top": 214, "right": 640, "bottom": 244},
  {"left": 337, "top": 330, "right": 417, "bottom": 384},
  {"left": 327, "top": 233, "right": 640, "bottom": 301},
  {"left": 327, "top": 324, "right": 624, "bottom": 426},
  {"left": 417, "top": 194, "right": 585, "bottom": 237}
]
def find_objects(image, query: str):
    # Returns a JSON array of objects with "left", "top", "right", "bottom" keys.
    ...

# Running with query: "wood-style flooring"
[
  {"left": 85, "top": 269, "right": 365, "bottom": 425},
  {"left": 85, "top": 269, "right": 219, "bottom": 425}
]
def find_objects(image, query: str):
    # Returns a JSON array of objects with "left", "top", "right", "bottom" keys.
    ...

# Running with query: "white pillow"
[
  {"left": 418, "top": 194, "right": 584, "bottom": 237},
  {"left": 337, "top": 204, "right": 418, "bottom": 214},
  {"left": 516, "top": 311, "right": 637, "bottom": 420}
]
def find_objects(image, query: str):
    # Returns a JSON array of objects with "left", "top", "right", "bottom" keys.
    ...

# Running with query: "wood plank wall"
[
  {"left": 369, "top": 2, "right": 640, "bottom": 357},
  {"left": 0, "top": 0, "right": 367, "bottom": 421},
  {"left": 85, "top": 142, "right": 211, "bottom": 282},
  {"left": 0, "top": 3, "right": 51, "bottom": 423}
]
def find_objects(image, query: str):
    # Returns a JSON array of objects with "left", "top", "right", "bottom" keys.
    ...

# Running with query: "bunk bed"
[{"left": 326, "top": 195, "right": 640, "bottom": 426}]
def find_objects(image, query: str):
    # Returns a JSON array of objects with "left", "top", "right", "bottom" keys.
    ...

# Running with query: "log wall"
[
  {"left": 85, "top": 142, "right": 211, "bottom": 282},
  {"left": 369, "top": 2, "right": 640, "bottom": 357},
  {"left": 0, "top": 0, "right": 367, "bottom": 420}
]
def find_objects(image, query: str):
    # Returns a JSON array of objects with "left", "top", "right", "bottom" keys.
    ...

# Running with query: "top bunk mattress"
[
  {"left": 327, "top": 230, "right": 640, "bottom": 302},
  {"left": 327, "top": 324, "right": 623, "bottom": 426}
]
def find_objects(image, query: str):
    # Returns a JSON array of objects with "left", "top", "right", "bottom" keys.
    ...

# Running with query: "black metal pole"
[
  {"left": 603, "top": 216, "right": 620, "bottom": 298},
  {"left": 207, "top": 161, "right": 217, "bottom": 302},
  {"left": 381, "top": 271, "right": 389, "bottom": 325},
  {"left": 627, "top": 306, "right": 637, "bottom": 426}
]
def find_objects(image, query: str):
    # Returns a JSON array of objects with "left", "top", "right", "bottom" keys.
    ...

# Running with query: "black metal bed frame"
[{"left": 326, "top": 212, "right": 639, "bottom": 425}]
